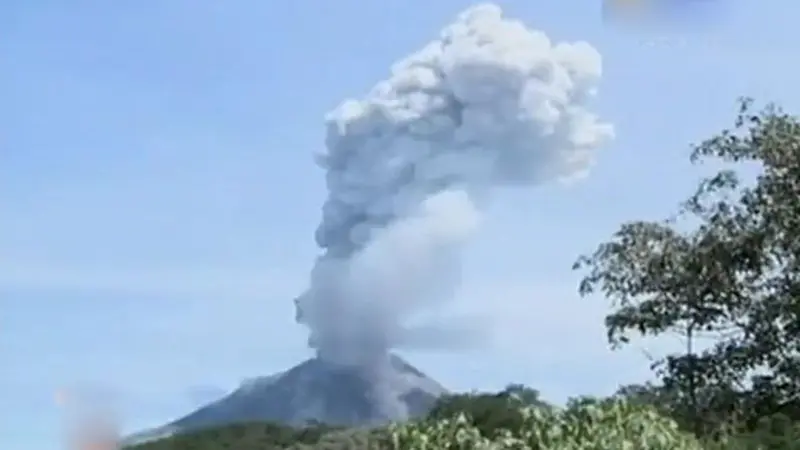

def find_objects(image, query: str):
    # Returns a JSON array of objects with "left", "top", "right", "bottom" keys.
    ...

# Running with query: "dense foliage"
[
  {"left": 126, "top": 98, "right": 800, "bottom": 449},
  {"left": 573, "top": 97, "right": 800, "bottom": 444},
  {"left": 126, "top": 391, "right": 800, "bottom": 449}
]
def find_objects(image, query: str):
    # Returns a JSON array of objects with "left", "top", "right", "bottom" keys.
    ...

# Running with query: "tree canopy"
[{"left": 573, "top": 98, "right": 800, "bottom": 435}]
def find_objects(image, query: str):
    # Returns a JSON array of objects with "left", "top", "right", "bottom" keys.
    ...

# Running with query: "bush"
[{"left": 385, "top": 398, "right": 704, "bottom": 450}]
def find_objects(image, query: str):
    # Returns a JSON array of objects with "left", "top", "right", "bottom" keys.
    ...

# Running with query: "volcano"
[{"left": 124, "top": 354, "right": 446, "bottom": 445}]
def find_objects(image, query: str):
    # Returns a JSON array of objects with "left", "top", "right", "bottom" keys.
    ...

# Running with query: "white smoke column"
[{"left": 294, "top": 4, "right": 614, "bottom": 367}]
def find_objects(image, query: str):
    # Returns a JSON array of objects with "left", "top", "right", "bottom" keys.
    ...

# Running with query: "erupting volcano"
[{"left": 127, "top": 4, "right": 613, "bottom": 444}]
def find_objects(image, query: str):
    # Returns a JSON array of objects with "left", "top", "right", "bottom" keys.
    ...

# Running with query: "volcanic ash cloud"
[{"left": 293, "top": 3, "right": 614, "bottom": 366}]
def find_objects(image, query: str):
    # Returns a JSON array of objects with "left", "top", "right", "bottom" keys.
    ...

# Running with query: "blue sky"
[{"left": 1, "top": 0, "right": 797, "bottom": 448}]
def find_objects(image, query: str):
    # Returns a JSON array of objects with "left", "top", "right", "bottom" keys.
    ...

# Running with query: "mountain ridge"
[{"left": 124, "top": 354, "right": 446, "bottom": 446}]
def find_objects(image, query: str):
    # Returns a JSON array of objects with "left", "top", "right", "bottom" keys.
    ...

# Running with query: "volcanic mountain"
[{"left": 124, "top": 354, "right": 446, "bottom": 445}]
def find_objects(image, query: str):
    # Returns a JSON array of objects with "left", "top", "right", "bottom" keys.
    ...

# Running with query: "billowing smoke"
[{"left": 294, "top": 4, "right": 613, "bottom": 367}]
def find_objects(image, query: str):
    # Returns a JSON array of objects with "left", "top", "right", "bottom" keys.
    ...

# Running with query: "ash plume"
[{"left": 294, "top": 4, "right": 613, "bottom": 367}]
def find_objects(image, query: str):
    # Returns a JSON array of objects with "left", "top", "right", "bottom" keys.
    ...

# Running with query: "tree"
[
  {"left": 424, "top": 384, "right": 553, "bottom": 438},
  {"left": 573, "top": 98, "right": 800, "bottom": 436},
  {"left": 390, "top": 398, "right": 706, "bottom": 450}
]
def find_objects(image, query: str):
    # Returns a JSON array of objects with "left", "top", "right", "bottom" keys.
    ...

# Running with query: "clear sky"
[{"left": 2, "top": 0, "right": 797, "bottom": 448}]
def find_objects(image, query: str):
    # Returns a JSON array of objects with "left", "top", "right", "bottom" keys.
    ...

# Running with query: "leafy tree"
[
  {"left": 424, "top": 384, "right": 553, "bottom": 438},
  {"left": 389, "top": 398, "right": 705, "bottom": 450},
  {"left": 573, "top": 98, "right": 800, "bottom": 436}
]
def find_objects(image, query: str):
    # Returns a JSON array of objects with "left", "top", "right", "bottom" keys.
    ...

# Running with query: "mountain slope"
[{"left": 125, "top": 354, "right": 446, "bottom": 445}]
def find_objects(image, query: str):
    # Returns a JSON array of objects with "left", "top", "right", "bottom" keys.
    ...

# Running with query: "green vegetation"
[
  {"left": 128, "top": 422, "right": 344, "bottom": 450},
  {"left": 127, "top": 98, "right": 800, "bottom": 449}
]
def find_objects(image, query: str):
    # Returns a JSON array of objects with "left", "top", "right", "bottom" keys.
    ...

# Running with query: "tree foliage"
[
  {"left": 573, "top": 98, "right": 800, "bottom": 436},
  {"left": 424, "top": 384, "right": 554, "bottom": 438},
  {"left": 126, "top": 386, "right": 800, "bottom": 449},
  {"left": 379, "top": 397, "right": 711, "bottom": 450}
]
